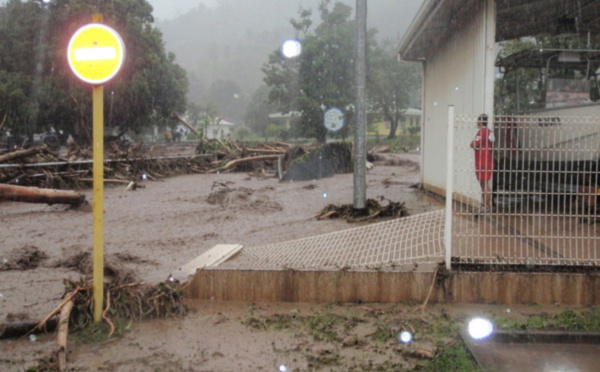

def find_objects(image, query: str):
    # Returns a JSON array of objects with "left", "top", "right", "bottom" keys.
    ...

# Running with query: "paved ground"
[{"left": 463, "top": 331, "right": 600, "bottom": 371}]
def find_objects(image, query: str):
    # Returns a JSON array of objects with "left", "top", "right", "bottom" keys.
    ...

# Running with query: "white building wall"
[{"left": 421, "top": 2, "right": 494, "bottom": 198}]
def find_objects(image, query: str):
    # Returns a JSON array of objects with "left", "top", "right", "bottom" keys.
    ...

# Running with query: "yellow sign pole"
[
  {"left": 92, "top": 84, "right": 104, "bottom": 323},
  {"left": 67, "top": 13, "right": 124, "bottom": 322},
  {"left": 92, "top": 13, "right": 104, "bottom": 324}
]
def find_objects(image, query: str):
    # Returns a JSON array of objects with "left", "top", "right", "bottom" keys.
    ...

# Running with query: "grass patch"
[
  {"left": 420, "top": 341, "right": 482, "bottom": 372},
  {"left": 494, "top": 308, "right": 600, "bottom": 332},
  {"left": 367, "top": 133, "right": 421, "bottom": 153}
]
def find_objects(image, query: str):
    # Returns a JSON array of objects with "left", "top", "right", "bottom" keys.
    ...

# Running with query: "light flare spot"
[{"left": 468, "top": 317, "right": 494, "bottom": 340}]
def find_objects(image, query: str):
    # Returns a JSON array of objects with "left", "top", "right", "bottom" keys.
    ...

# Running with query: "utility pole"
[{"left": 354, "top": 0, "right": 367, "bottom": 212}]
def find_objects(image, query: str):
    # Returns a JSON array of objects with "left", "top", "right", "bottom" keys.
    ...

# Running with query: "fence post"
[{"left": 444, "top": 106, "right": 455, "bottom": 270}]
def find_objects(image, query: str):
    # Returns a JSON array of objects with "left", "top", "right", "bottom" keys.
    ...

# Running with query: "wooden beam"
[{"left": 0, "top": 184, "right": 85, "bottom": 206}]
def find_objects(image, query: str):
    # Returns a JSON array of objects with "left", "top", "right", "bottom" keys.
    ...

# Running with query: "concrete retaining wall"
[{"left": 183, "top": 268, "right": 600, "bottom": 305}]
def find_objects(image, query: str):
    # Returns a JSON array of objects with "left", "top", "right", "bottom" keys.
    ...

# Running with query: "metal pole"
[
  {"left": 354, "top": 0, "right": 367, "bottom": 211},
  {"left": 484, "top": 0, "right": 496, "bottom": 126},
  {"left": 92, "top": 12, "right": 105, "bottom": 323},
  {"left": 444, "top": 105, "right": 455, "bottom": 270},
  {"left": 92, "top": 85, "right": 104, "bottom": 322}
]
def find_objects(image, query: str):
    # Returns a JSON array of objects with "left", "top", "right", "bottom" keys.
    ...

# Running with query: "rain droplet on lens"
[
  {"left": 399, "top": 330, "right": 412, "bottom": 344},
  {"left": 468, "top": 317, "right": 494, "bottom": 340},
  {"left": 281, "top": 39, "right": 302, "bottom": 58}
]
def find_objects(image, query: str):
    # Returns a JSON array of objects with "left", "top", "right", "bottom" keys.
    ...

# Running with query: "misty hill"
[{"left": 156, "top": 0, "right": 420, "bottom": 122}]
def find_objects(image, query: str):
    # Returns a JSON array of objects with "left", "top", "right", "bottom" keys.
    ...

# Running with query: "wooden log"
[
  {"left": 33, "top": 289, "right": 80, "bottom": 335},
  {"left": 57, "top": 300, "right": 74, "bottom": 372},
  {"left": 0, "top": 318, "right": 58, "bottom": 340},
  {"left": 316, "top": 210, "right": 338, "bottom": 220},
  {"left": 78, "top": 178, "right": 131, "bottom": 184},
  {"left": 0, "top": 146, "right": 44, "bottom": 163},
  {"left": 245, "top": 148, "right": 286, "bottom": 154},
  {"left": 171, "top": 112, "right": 199, "bottom": 136},
  {"left": 210, "top": 154, "right": 280, "bottom": 173},
  {"left": 0, "top": 184, "right": 85, "bottom": 206}
]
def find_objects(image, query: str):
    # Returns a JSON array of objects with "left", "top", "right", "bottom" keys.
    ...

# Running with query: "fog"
[
  {"left": 147, "top": 0, "right": 422, "bottom": 120},
  {"left": 0, "top": 0, "right": 423, "bottom": 121},
  {"left": 148, "top": 0, "right": 218, "bottom": 20}
]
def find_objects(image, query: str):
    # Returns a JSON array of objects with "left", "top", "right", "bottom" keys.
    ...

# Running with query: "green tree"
[
  {"left": 245, "top": 85, "right": 278, "bottom": 138},
  {"left": 0, "top": 0, "right": 187, "bottom": 145},
  {"left": 0, "top": 0, "right": 47, "bottom": 141},
  {"left": 494, "top": 38, "right": 539, "bottom": 114},
  {"left": 186, "top": 101, "right": 219, "bottom": 137},
  {"left": 265, "top": 123, "right": 281, "bottom": 141},
  {"left": 263, "top": 0, "right": 356, "bottom": 143},
  {"left": 368, "top": 39, "right": 421, "bottom": 139}
]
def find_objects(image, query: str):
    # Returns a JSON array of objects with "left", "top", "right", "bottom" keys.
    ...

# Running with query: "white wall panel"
[{"left": 421, "top": 4, "right": 489, "bottom": 197}]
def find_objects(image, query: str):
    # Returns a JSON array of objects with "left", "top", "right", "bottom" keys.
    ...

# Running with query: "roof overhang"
[{"left": 398, "top": 0, "right": 600, "bottom": 61}]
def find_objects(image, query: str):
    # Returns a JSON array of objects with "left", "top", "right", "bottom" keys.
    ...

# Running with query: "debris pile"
[
  {"left": 0, "top": 254, "right": 188, "bottom": 371},
  {"left": 316, "top": 196, "right": 410, "bottom": 222},
  {"left": 280, "top": 142, "right": 353, "bottom": 181},
  {"left": 0, "top": 139, "right": 359, "bottom": 209},
  {"left": 0, "top": 139, "right": 305, "bottom": 189}
]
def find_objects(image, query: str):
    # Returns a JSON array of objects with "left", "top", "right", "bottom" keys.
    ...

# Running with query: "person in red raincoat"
[{"left": 470, "top": 113, "right": 495, "bottom": 212}]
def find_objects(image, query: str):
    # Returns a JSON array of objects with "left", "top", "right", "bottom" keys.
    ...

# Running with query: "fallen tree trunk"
[
  {"left": 0, "top": 184, "right": 85, "bottom": 206},
  {"left": 171, "top": 112, "right": 199, "bottom": 136},
  {"left": 78, "top": 178, "right": 132, "bottom": 184},
  {"left": 245, "top": 148, "right": 286, "bottom": 154},
  {"left": 210, "top": 154, "right": 280, "bottom": 173},
  {"left": 0, "top": 146, "right": 45, "bottom": 163},
  {"left": 0, "top": 318, "right": 58, "bottom": 340}
]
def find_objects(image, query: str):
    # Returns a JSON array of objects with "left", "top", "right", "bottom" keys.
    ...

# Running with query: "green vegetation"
[
  {"left": 367, "top": 130, "right": 421, "bottom": 153},
  {"left": 494, "top": 308, "right": 600, "bottom": 332},
  {"left": 239, "top": 305, "right": 599, "bottom": 371},
  {"left": 421, "top": 342, "right": 482, "bottom": 372},
  {"left": 0, "top": 0, "right": 187, "bottom": 146},
  {"left": 240, "top": 305, "right": 476, "bottom": 370},
  {"left": 262, "top": 0, "right": 421, "bottom": 144}
]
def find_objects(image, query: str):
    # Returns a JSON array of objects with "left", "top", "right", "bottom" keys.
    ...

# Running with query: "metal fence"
[
  {"left": 216, "top": 111, "right": 597, "bottom": 272},
  {"left": 219, "top": 209, "right": 445, "bottom": 271},
  {"left": 450, "top": 113, "right": 600, "bottom": 266}
]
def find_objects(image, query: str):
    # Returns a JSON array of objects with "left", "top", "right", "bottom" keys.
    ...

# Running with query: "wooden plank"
[{"left": 175, "top": 244, "right": 242, "bottom": 281}]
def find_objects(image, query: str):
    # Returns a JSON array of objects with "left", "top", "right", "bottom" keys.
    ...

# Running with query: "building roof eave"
[{"left": 397, "top": 0, "right": 600, "bottom": 62}]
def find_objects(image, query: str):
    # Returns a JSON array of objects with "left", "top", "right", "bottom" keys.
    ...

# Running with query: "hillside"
[{"left": 156, "top": 0, "right": 421, "bottom": 120}]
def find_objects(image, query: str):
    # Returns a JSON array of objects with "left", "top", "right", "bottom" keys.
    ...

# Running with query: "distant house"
[
  {"left": 205, "top": 119, "right": 237, "bottom": 140},
  {"left": 268, "top": 111, "right": 301, "bottom": 128},
  {"left": 368, "top": 107, "right": 422, "bottom": 137}
]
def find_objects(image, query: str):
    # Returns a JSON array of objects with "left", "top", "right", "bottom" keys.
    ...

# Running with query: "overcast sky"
[
  {"left": 0, "top": 0, "right": 215, "bottom": 21},
  {"left": 147, "top": 0, "right": 217, "bottom": 20}
]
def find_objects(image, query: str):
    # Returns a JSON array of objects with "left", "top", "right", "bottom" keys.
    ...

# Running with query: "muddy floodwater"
[
  {"left": 3, "top": 152, "right": 594, "bottom": 371},
  {"left": 0, "top": 152, "right": 442, "bottom": 370}
]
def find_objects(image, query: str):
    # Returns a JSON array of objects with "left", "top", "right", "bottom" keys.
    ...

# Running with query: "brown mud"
[{"left": 0, "top": 152, "right": 447, "bottom": 370}]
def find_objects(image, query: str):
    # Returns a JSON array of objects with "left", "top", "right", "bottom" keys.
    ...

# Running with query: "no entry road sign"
[{"left": 67, "top": 23, "right": 125, "bottom": 85}]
